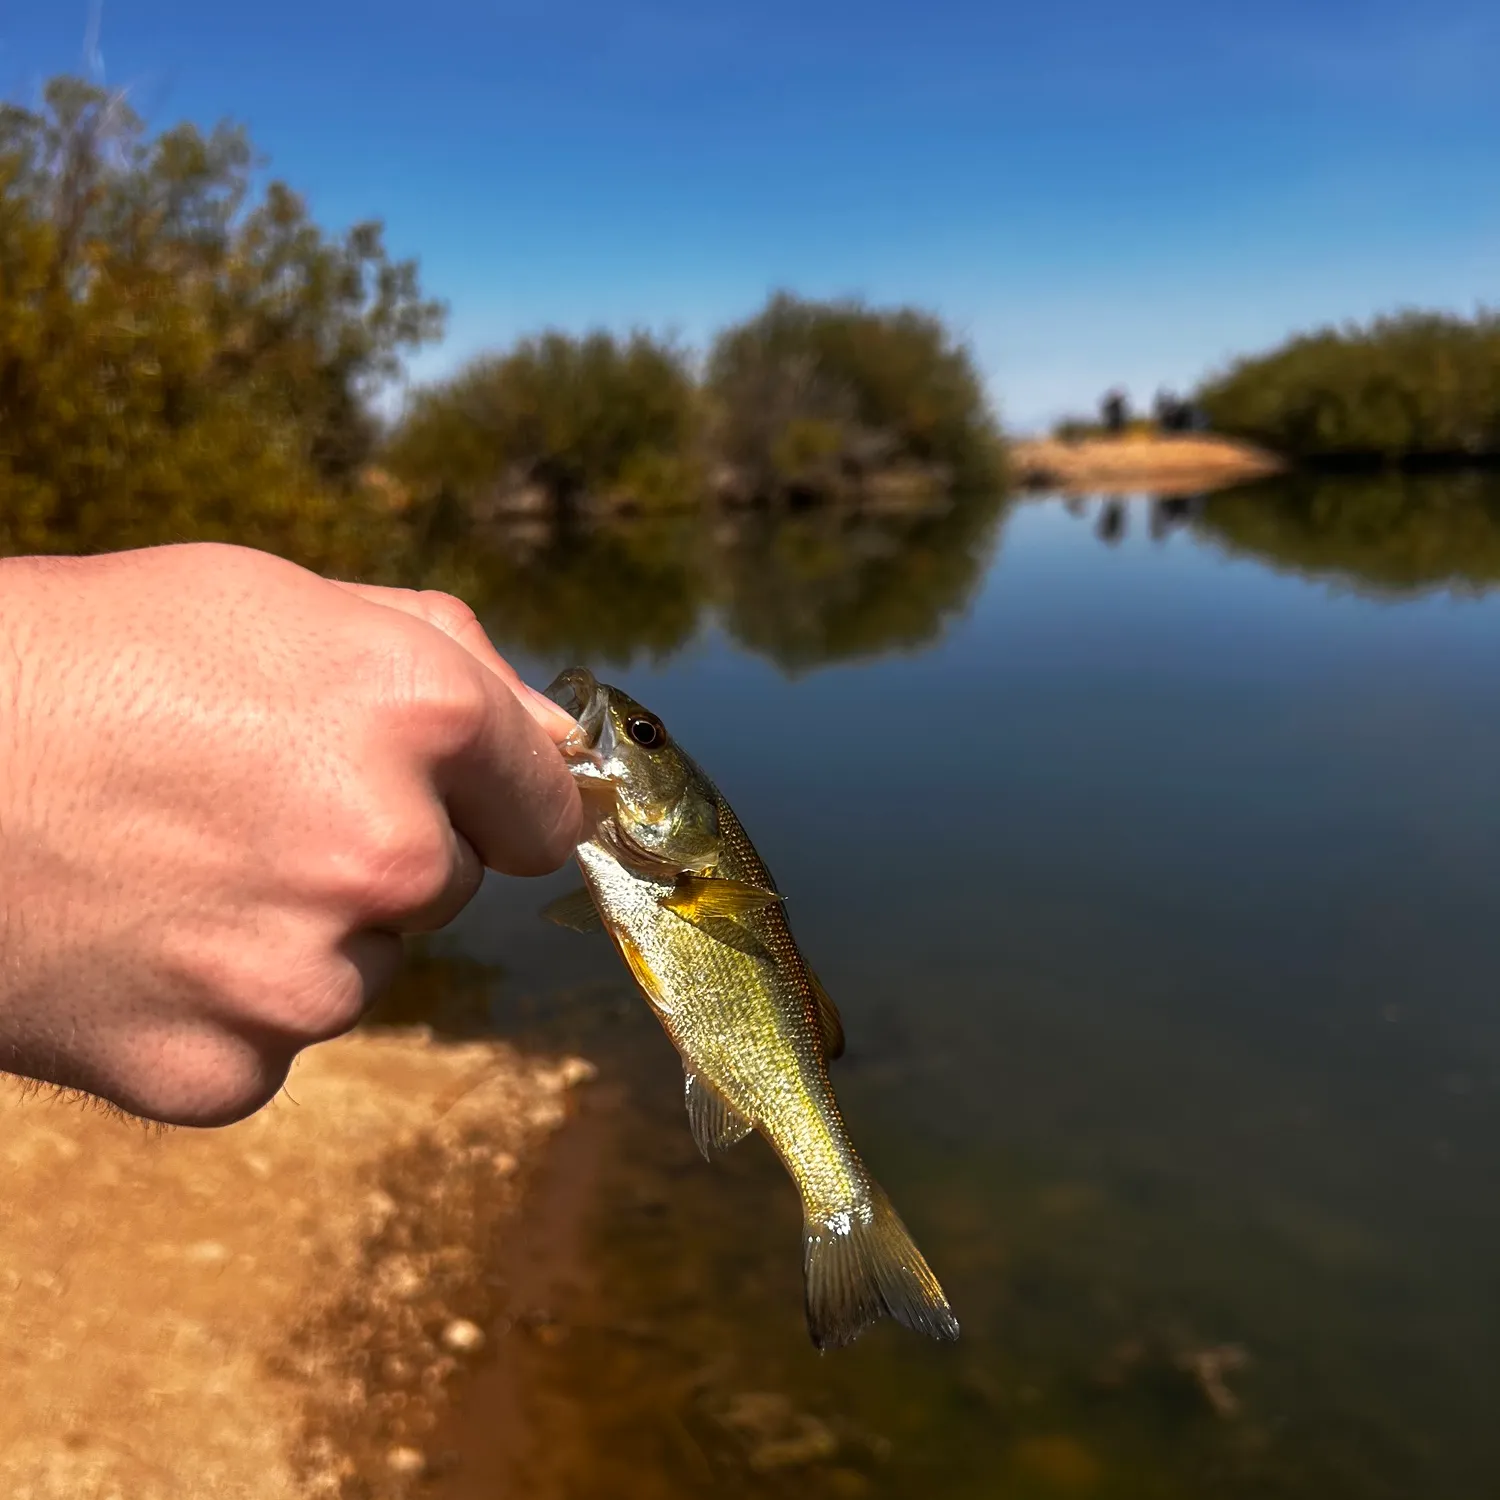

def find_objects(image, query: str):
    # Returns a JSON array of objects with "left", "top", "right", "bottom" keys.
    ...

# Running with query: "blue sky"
[{"left": 3, "top": 0, "right": 1497, "bottom": 430}]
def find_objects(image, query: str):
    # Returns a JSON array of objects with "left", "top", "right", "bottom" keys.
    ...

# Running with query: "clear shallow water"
[{"left": 420, "top": 477, "right": 1500, "bottom": 1497}]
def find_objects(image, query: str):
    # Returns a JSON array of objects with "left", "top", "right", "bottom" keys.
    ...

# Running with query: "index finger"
[{"left": 328, "top": 581, "right": 578, "bottom": 742}]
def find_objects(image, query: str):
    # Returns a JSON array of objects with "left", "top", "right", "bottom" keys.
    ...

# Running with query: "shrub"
[
  {"left": 705, "top": 292, "right": 1004, "bottom": 501},
  {"left": 1196, "top": 311, "right": 1500, "bottom": 461},
  {"left": 385, "top": 331, "right": 700, "bottom": 512},
  {"left": 0, "top": 77, "right": 441, "bottom": 565}
]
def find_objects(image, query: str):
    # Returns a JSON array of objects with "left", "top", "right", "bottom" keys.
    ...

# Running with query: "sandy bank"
[
  {"left": 0, "top": 1028, "right": 595, "bottom": 1499},
  {"left": 1013, "top": 434, "right": 1283, "bottom": 496}
]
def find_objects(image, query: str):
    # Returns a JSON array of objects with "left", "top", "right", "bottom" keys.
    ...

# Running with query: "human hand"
[{"left": 0, "top": 543, "right": 581, "bottom": 1126}]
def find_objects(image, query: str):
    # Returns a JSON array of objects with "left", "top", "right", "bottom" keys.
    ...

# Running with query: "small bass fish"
[{"left": 542, "top": 666, "right": 958, "bottom": 1351}]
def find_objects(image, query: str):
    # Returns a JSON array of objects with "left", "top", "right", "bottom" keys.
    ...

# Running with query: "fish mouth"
[{"left": 544, "top": 667, "right": 611, "bottom": 762}]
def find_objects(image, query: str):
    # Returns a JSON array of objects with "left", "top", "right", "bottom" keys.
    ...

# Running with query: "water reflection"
[
  {"left": 12, "top": 469, "right": 1500, "bottom": 1497},
  {"left": 424, "top": 467, "right": 1500, "bottom": 1500},
  {"left": 1095, "top": 497, "right": 1127, "bottom": 546},
  {"left": 425, "top": 514, "right": 709, "bottom": 667},
  {"left": 712, "top": 497, "right": 1008, "bottom": 673},
  {"left": 399, "top": 491, "right": 1011, "bottom": 672},
  {"left": 1051, "top": 472, "right": 1500, "bottom": 600},
  {"left": 1192, "top": 470, "right": 1500, "bottom": 597}
]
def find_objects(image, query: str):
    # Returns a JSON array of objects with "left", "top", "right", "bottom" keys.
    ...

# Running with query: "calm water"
[{"left": 414, "top": 474, "right": 1500, "bottom": 1497}]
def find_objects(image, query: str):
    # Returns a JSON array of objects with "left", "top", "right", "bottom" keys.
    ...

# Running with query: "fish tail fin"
[{"left": 802, "top": 1184, "right": 959, "bottom": 1351}]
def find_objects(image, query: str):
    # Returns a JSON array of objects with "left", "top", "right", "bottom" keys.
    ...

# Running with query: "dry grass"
[{"left": 1013, "top": 434, "right": 1283, "bottom": 496}]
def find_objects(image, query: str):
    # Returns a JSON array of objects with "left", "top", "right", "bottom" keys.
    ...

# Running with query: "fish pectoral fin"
[
  {"left": 683, "top": 1070, "right": 754, "bottom": 1160},
  {"left": 659, "top": 875, "right": 783, "bottom": 925},
  {"left": 806, "top": 968, "right": 846, "bottom": 1061},
  {"left": 540, "top": 886, "right": 604, "bottom": 934}
]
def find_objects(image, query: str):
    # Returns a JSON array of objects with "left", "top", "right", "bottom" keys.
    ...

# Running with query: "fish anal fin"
[
  {"left": 683, "top": 1071, "right": 753, "bottom": 1160},
  {"left": 540, "top": 886, "right": 604, "bottom": 934},
  {"left": 803, "top": 1185, "right": 959, "bottom": 1351},
  {"left": 806, "top": 968, "right": 845, "bottom": 1061},
  {"left": 660, "top": 875, "right": 783, "bottom": 926}
]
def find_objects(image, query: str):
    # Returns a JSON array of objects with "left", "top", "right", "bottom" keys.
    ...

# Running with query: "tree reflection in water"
[
  {"left": 712, "top": 491, "right": 1010, "bottom": 673},
  {"left": 397, "top": 490, "right": 1013, "bottom": 673},
  {"left": 1192, "top": 470, "right": 1500, "bottom": 598},
  {"left": 1, "top": 478, "right": 1013, "bottom": 672},
  {"left": 1049, "top": 471, "right": 1500, "bottom": 601}
]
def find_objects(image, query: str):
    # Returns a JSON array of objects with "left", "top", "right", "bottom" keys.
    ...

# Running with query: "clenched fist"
[{"left": 0, "top": 543, "right": 581, "bottom": 1126}]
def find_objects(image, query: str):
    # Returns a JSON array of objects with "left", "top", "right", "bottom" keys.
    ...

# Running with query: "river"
[{"left": 404, "top": 472, "right": 1500, "bottom": 1498}]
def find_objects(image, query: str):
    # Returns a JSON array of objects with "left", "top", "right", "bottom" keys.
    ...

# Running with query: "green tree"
[
  {"left": 705, "top": 292, "right": 1005, "bottom": 502},
  {"left": 0, "top": 76, "right": 442, "bottom": 564},
  {"left": 1196, "top": 311, "right": 1500, "bottom": 462},
  {"left": 385, "top": 330, "right": 701, "bottom": 514}
]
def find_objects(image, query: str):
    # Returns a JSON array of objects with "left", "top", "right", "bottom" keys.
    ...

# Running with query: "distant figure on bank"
[
  {"left": 1100, "top": 390, "right": 1130, "bottom": 434},
  {"left": 1152, "top": 390, "right": 1198, "bottom": 433}
]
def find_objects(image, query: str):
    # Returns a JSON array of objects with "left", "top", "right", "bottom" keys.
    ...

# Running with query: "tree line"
[
  {"left": 0, "top": 77, "right": 441, "bottom": 566},
  {"left": 1195, "top": 311, "right": 1500, "bottom": 464},
  {"left": 3, "top": 72, "right": 1494, "bottom": 572},
  {"left": 383, "top": 291, "right": 1006, "bottom": 514},
  {"left": 0, "top": 76, "right": 1005, "bottom": 569}
]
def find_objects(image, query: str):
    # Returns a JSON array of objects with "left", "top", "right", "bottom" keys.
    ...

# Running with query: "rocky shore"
[{"left": 0, "top": 1029, "right": 595, "bottom": 1500}]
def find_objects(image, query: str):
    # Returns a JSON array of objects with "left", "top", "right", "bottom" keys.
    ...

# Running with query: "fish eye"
[{"left": 626, "top": 714, "right": 666, "bottom": 749}]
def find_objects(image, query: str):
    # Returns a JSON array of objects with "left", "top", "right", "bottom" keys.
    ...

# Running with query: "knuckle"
[
  {"left": 345, "top": 815, "right": 453, "bottom": 917},
  {"left": 278, "top": 963, "right": 368, "bottom": 1043},
  {"left": 137, "top": 1036, "right": 290, "bottom": 1128},
  {"left": 364, "top": 626, "right": 489, "bottom": 754},
  {"left": 421, "top": 670, "right": 491, "bottom": 754},
  {"left": 191, "top": 929, "right": 365, "bottom": 1044},
  {"left": 222, "top": 945, "right": 367, "bottom": 1046},
  {"left": 415, "top": 590, "right": 480, "bottom": 639}
]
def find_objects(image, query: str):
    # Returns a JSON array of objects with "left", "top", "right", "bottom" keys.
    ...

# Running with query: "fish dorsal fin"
[
  {"left": 806, "top": 968, "right": 846, "bottom": 1061},
  {"left": 684, "top": 1070, "right": 753, "bottom": 1159},
  {"left": 659, "top": 874, "right": 783, "bottom": 926},
  {"left": 540, "top": 886, "right": 604, "bottom": 934}
]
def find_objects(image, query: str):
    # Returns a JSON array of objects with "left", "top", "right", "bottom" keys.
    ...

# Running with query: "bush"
[
  {"left": 0, "top": 76, "right": 441, "bottom": 566},
  {"left": 1195, "top": 311, "right": 1500, "bottom": 462},
  {"left": 705, "top": 292, "right": 1004, "bottom": 501},
  {"left": 385, "top": 331, "right": 700, "bottom": 513}
]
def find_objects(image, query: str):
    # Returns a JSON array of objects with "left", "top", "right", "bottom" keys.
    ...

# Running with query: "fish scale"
[{"left": 576, "top": 816, "right": 864, "bottom": 1220}]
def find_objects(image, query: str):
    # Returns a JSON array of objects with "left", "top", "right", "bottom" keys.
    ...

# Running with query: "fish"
[{"left": 540, "top": 665, "right": 958, "bottom": 1351}]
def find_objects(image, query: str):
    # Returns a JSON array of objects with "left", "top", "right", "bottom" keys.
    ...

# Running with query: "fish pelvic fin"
[
  {"left": 684, "top": 1070, "right": 753, "bottom": 1160},
  {"left": 803, "top": 1185, "right": 959, "bottom": 1352}
]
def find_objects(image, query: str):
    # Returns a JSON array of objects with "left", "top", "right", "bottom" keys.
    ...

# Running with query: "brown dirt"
[
  {"left": 1012, "top": 434, "right": 1283, "bottom": 495},
  {"left": 0, "top": 1027, "right": 596, "bottom": 1500}
]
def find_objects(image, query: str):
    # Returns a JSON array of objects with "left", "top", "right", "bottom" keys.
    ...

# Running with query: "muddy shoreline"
[
  {"left": 0, "top": 1028, "right": 596, "bottom": 1500},
  {"left": 423, "top": 1004, "right": 917, "bottom": 1500},
  {"left": 424, "top": 1069, "right": 624, "bottom": 1498}
]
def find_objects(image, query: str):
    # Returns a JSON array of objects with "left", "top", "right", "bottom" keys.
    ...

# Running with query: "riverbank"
[
  {"left": 1012, "top": 433, "right": 1283, "bottom": 495},
  {"left": 0, "top": 1028, "right": 595, "bottom": 1499}
]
